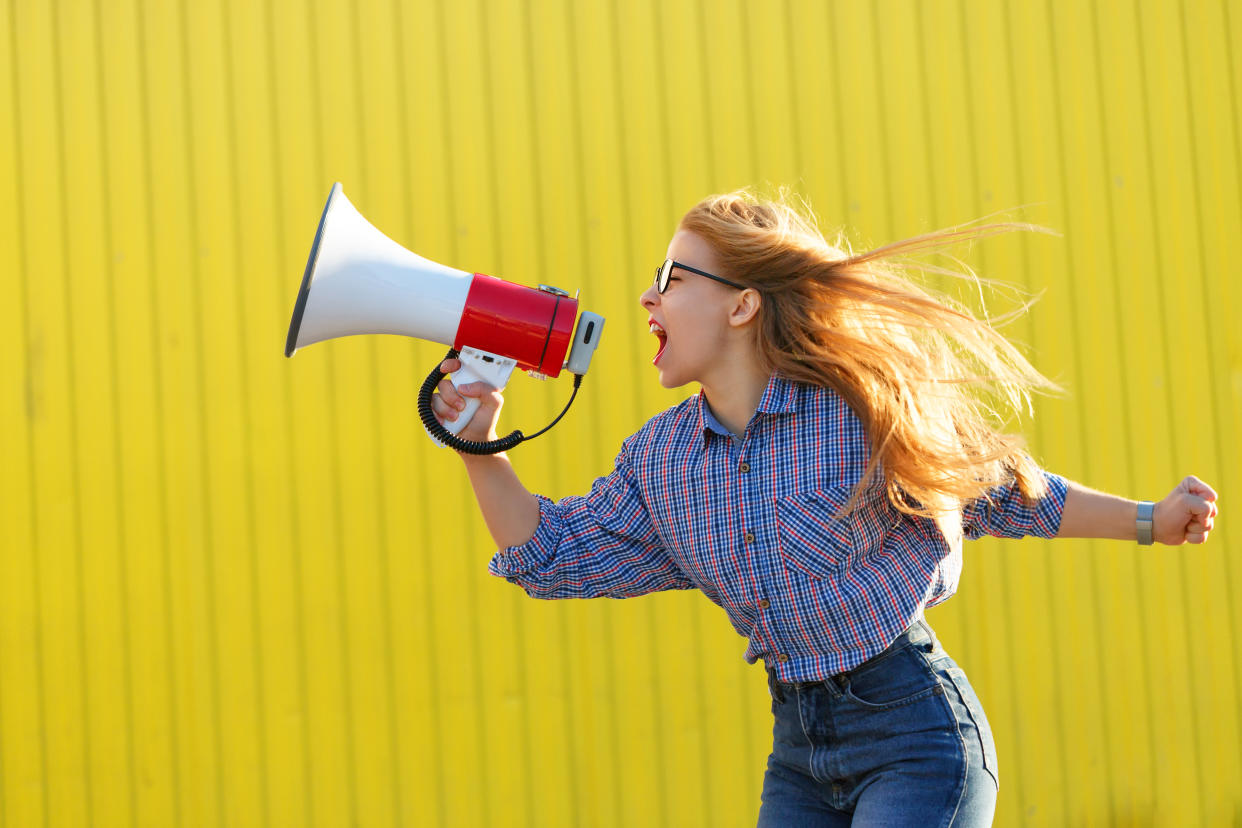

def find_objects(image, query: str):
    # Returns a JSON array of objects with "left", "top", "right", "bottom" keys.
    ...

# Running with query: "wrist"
[{"left": 461, "top": 450, "right": 509, "bottom": 467}]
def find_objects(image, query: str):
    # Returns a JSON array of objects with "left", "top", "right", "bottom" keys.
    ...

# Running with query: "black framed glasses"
[{"left": 654, "top": 258, "right": 749, "bottom": 294}]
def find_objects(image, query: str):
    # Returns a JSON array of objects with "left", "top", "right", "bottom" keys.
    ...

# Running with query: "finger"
[
  {"left": 437, "top": 377, "right": 466, "bottom": 410},
  {"left": 1188, "top": 496, "right": 1212, "bottom": 520},
  {"left": 1186, "top": 531, "right": 1208, "bottom": 544},
  {"left": 430, "top": 395, "right": 458, "bottom": 422},
  {"left": 1187, "top": 521, "right": 1206, "bottom": 534},
  {"left": 1184, "top": 475, "right": 1218, "bottom": 502},
  {"left": 439, "top": 358, "right": 462, "bottom": 373},
  {"left": 457, "top": 382, "right": 497, "bottom": 398}
]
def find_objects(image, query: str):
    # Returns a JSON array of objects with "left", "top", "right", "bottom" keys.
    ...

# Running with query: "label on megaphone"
[{"left": 428, "top": 346, "right": 518, "bottom": 447}]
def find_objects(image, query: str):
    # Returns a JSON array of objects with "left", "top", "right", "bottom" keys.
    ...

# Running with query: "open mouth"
[{"left": 649, "top": 318, "right": 668, "bottom": 364}]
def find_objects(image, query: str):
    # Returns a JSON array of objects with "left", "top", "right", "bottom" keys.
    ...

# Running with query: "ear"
[{"left": 727, "top": 288, "right": 762, "bottom": 328}]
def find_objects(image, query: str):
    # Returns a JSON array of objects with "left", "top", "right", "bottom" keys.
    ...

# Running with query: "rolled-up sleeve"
[
  {"left": 487, "top": 445, "right": 694, "bottom": 600},
  {"left": 962, "top": 470, "right": 1069, "bottom": 540}
]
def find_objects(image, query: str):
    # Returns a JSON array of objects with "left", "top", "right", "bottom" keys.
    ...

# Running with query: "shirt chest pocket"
[{"left": 773, "top": 486, "right": 856, "bottom": 579}]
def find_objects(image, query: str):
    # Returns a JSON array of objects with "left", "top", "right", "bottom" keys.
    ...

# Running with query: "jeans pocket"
[
  {"left": 840, "top": 647, "right": 944, "bottom": 710},
  {"left": 941, "top": 665, "right": 1000, "bottom": 789}
]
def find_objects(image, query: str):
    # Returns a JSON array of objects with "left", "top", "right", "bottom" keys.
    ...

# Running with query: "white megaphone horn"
[{"left": 285, "top": 183, "right": 604, "bottom": 454}]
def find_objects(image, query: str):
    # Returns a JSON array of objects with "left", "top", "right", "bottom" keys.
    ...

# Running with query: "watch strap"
[{"left": 1136, "top": 501, "right": 1155, "bottom": 546}]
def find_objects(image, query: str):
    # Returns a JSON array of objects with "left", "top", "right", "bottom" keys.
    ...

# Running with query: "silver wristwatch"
[{"left": 1136, "top": 501, "right": 1154, "bottom": 546}]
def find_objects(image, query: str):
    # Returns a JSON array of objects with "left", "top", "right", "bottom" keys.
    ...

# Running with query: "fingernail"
[{"left": 455, "top": 399, "right": 466, "bottom": 410}]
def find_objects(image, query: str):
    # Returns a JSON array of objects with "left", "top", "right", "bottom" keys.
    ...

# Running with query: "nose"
[{"left": 639, "top": 281, "right": 659, "bottom": 310}]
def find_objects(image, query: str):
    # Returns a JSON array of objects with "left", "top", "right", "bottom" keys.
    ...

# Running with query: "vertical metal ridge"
[
  {"left": 429, "top": 0, "right": 462, "bottom": 819},
  {"left": 1038, "top": 0, "right": 1102, "bottom": 808},
  {"left": 935, "top": 0, "right": 979, "bottom": 689},
  {"left": 174, "top": 0, "right": 227, "bottom": 818},
  {"left": 394, "top": 0, "right": 448, "bottom": 820},
  {"left": 1079, "top": 0, "right": 1150, "bottom": 815},
  {"left": 1171, "top": 0, "right": 1220, "bottom": 814},
  {"left": 564, "top": 0, "right": 610, "bottom": 820},
  {"left": 349, "top": 0, "right": 404, "bottom": 822},
  {"left": 866, "top": 0, "right": 895, "bottom": 244},
  {"left": 132, "top": 0, "right": 184, "bottom": 820},
  {"left": 345, "top": 0, "right": 383, "bottom": 821},
  {"left": 1129, "top": 0, "right": 1204, "bottom": 818},
  {"left": 649, "top": 1, "right": 682, "bottom": 824},
  {"left": 260, "top": 0, "right": 314, "bottom": 821},
  {"left": 976, "top": 2, "right": 1037, "bottom": 818},
  {"left": 687, "top": 2, "right": 720, "bottom": 822},
  {"left": 88, "top": 0, "right": 139, "bottom": 820},
  {"left": 517, "top": 1, "right": 580, "bottom": 822},
  {"left": 604, "top": 3, "right": 652, "bottom": 819},
  {"left": 48, "top": 0, "right": 95, "bottom": 820},
  {"left": 737, "top": 1, "right": 759, "bottom": 186},
  {"left": 477, "top": 1, "right": 536, "bottom": 823},
  {"left": 301, "top": 0, "right": 360, "bottom": 820},
  {"left": 1213, "top": 0, "right": 1242, "bottom": 786},
  {"left": 7, "top": 0, "right": 51, "bottom": 821},
  {"left": 217, "top": 0, "right": 272, "bottom": 820},
  {"left": 781, "top": 0, "right": 804, "bottom": 187},
  {"left": 387, "top": 1, "right": 422, "bottom": 824}
]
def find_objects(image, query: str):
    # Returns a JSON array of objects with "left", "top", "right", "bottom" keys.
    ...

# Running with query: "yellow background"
[{"left": 2, "top": 0, "right": 1239, "bottom": 825}]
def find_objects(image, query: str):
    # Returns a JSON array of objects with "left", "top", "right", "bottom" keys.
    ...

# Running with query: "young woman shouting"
[{"left": 431, "top": 190, "right": 1218, "bottom": 827}]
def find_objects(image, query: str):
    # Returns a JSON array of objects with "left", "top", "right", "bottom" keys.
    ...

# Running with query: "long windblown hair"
[{"left": 679, "top": 189, "right": 1062, "bottom": 520}]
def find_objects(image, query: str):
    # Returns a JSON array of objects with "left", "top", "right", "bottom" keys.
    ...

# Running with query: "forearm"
[
  {"left": 459, "top": 452, "right": 541, "bottom": 549},
  {"left": 1055, "top": 480, "right": 1138, "bottom": 541}
]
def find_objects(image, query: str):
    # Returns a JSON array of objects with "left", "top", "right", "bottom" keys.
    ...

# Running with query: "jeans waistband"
[{"left": 766, "top": 619, "right": 937, "bottom": 704}]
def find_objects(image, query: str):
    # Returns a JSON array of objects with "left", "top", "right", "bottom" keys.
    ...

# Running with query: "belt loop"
[
  {"left": 766, "top": 664, "right": 787, "bottom": 704},
  {"left": 918, "top": 618, "right": 939, "bottom": 651}
]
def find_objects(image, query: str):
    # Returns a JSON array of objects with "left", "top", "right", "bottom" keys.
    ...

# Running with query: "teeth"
[{"left": 649, "top": 321, "right": 666, "bottom": 335}]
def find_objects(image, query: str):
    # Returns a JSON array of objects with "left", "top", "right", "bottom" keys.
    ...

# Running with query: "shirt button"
[
  {"left": 777, "top": 653, "right": 789, "bottom": 663},
  {"left": 739, "top": 461, "right": 751, "bottom": 473},
  {"left": 758, "top": 599, "right": 770, "bottom": 609},
  {"left": 744, "top": 531, "right": 756, "bottom": 544}
]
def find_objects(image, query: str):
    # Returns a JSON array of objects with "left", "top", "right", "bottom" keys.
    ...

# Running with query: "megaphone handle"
[
  {"left": 418, "top": 349, "right": 527, "bottom": 454},
  {"left": 418, "top": 348, "right": 585, "bottom": 455},
  {"left": 439, "top": 347, "right": 517, "bottom": 437}
]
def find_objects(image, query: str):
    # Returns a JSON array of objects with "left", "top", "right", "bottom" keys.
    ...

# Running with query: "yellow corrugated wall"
[{"left": 2, "top": 0, "right": 1238, "bottom": 825}]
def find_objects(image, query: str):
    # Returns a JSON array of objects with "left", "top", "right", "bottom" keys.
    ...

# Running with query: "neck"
[{"left": 700, "top": 360, "right": 771, "bottom": 437}]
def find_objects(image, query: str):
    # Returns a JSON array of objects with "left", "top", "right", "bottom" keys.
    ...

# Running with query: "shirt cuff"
[
  {"left": 1028, "top": 471, "right": 1069, "bottom": 538},
  {"left": 487, "top": 494, "right": 564, "bottom": 579}
]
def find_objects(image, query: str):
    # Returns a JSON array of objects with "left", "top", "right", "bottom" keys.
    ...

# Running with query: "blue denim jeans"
[{"left": 758, "top": 620, "right": 998, "bottom": 827}]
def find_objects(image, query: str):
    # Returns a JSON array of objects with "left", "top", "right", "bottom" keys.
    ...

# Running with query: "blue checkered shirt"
[{"left": 489, "top": 375, "right": 1068, "bottom": 681}]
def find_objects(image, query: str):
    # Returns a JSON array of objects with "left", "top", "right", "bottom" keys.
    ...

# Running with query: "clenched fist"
[{"left": 1154, "top": 475, "right": 1219, "bottom": 545}]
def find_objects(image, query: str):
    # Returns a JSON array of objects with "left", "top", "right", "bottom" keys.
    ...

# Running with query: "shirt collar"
[{"left": 696, "top": 374, "right": 798, "bottom": 441}]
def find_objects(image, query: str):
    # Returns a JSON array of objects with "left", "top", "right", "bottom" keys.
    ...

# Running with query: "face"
[{"left": 639, "top": 230, "right": 743, "bottom": 389}]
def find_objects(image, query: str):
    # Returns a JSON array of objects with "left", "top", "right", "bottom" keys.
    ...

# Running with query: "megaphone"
[{"left": 285, "top": 183, "right": 604, "bottom": 454}]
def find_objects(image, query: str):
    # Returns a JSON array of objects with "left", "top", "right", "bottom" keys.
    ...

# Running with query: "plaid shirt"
[{"left": 489, "top": 375, "right": 1068, "bottom": 681}]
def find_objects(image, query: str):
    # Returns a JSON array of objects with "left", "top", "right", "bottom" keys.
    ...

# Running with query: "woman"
[{"left": 431, "top": 190, "right": 1218, "bottom": 826}]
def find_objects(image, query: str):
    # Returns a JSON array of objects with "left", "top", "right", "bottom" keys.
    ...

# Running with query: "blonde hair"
[{"left": 679, "top": 189, "right": 1062, "bottom": 520}]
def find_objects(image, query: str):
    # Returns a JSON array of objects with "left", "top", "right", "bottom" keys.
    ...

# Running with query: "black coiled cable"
[{"left": 417, "top": 348, "right": 582, "bottom": 455}]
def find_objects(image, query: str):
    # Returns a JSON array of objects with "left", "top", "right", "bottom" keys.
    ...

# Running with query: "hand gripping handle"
[{"left": 417, "top": 349, "right": 526, "bottom": 455}]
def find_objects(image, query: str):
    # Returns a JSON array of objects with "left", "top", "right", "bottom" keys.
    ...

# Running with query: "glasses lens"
[{"left": 657, "top": 259, "right": 671, "bottom": 293}]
